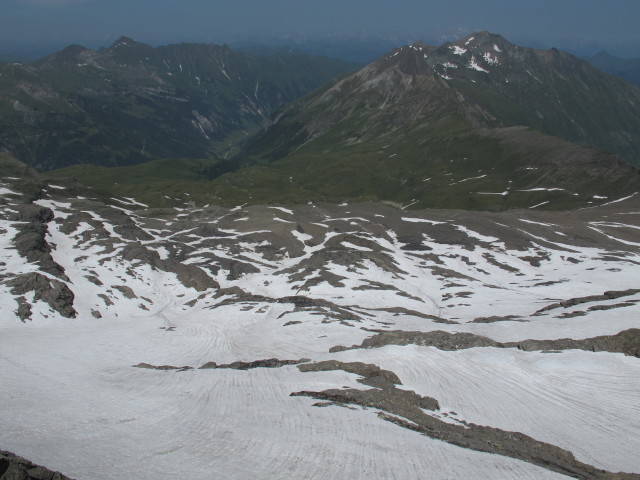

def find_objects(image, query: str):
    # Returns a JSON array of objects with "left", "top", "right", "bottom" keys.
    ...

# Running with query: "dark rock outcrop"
[
  {"left": 534, "top": 289, "right": 640, "bottom": 315},
  {"left": 133, "top": 363, "right": 193, "bottom": 372},
  {"left": 0, "top": 450, "right": 74, "bottom": 480},
  {"left": 200, "top": 358, "right": 310, "bottom": 370},
  {"left": 7, "top": 272, "right": 76, "bottom": 320},
  {"left": 509, "top": 329, "right": 640, "bottom": 358},
  {"left": 9, "top": 204, "right": 54, "bottom": 223},
  {"left": 11, "top": 206, "right": 68, "bottom": 281},
  {"left": 330, "top": 330, "right": 500, "bottom": 352},
  {"left": 331, "top": 329, "right": 640, "bottom": 358}
]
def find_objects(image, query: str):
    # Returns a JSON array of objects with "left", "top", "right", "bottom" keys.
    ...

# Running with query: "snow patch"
[
  {"left": 482, "top": 52, "right": 500, "bottom": 66},
  {"left": 268, "top": 206, "right": 294, "bottom": 215},
  {"left": 529, "top": 201, "right": 550, "bottom": 209},
  {"left": 402, "top": 217, "right": 447, "bottom": 225},
  {"left": 517, "top": 188, "right": 565, "bottom": 192},
  {"left": 468, "top": 56, "right": 489, "bottom": 73}
]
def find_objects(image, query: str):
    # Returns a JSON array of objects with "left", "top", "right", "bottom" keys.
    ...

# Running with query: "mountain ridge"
[
  {"left": 253, "top": 31, "right": 640, "bottom": 165},
  {"left": 0, "top": 38, "right": 358, "bottom": 170},
  {"left": 584, "top": 50, "right": 640, "bottom": 86},
  {"left": 206, "top": 31, "right": 640, "bottom": 210}
]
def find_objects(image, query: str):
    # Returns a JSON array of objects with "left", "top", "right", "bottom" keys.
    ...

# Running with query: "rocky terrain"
[
  {"left": 1, "top": 158, "right": 639, "bottom": 479},
  {"left": 0, "top": 451, "right": 73, "bottom": 480}
]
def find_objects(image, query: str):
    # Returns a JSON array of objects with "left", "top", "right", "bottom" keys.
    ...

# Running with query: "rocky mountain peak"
[
  {"left": 109, "top": 36, "right": 137, "bottom": 49},
  {"left": 368, "top": 31, "right": 520, "bottom": 81},
  {"left": 231, "top": 32, "right": 640, "bottom": 210},
  {"left": 454, "top": 31, "right": 514, "bottom": 51},
  {"left": 34, "top": 44, "right": 96, "bottom": 69}
]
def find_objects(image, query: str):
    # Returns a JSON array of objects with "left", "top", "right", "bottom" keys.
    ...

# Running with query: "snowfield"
[{"left": 1, "top": 177, "right": 639, "bottom": 479}]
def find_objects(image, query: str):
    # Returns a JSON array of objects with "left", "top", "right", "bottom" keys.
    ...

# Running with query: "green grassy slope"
[{"left": 0, "top": 39, "right": 358, "bottom": 171}]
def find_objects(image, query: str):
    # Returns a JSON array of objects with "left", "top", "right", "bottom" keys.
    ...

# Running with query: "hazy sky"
[{"left": 2, "top": 0, "right": 640, "bottom": 57}]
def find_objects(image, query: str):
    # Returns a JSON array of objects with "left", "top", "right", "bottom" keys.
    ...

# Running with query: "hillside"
[
  {"left": 0, "top": 38, "right": 357, "bottom": 170},
  {"left": 207, "top": 31, "right": 640, "bottom": 210},
  {"left": 585, "top": 51, "right": 640, "bottom": 87}
]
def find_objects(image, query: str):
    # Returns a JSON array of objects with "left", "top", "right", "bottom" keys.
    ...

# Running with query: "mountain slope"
[
  {"left": 214, "top": 32, "right": 640, "bottom": 210},
  {"left": 585, "top": 51, "right": 640, "bottom": 87},
  {"left": 0, "top": 38, "right": 357, "bottom": 170}
]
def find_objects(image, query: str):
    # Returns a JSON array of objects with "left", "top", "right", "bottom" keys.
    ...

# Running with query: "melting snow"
[
  {"left": 0, "top": 187, "right": 18, "bottom": 196},
  {"left": 468, "top": 56, "right": 489, "bottom": 73},
  {"left": 219, "top": 66, "right": 231, "bottom": 80},
  {"left": 450, "top": 46, "right": 467, "bottom": 55},
  {"left": 342, "top": 241, "right": 373, "bottom": 252},
  {"left": 599, "top": 193, "right": 638, "bottom": 207},
  {"left": 519, "top": 219, "right": 558, "bottom": 227},
  {"left": 268, "top": 206, "right": 294, "bottom": 215},
  {"left": 482, "top": 52, "right": 500, "bottom": 66},
  {"left": 527, "top": 70, "right": 544, "bottom": 84},
  {"left": 477, "top": 191, "right": 509, "bottom": 196},
  {"left": 529, "top": 201, "right": 550, "bottom": 209},
  {"left": 451, "top": 174, "right": 487, "bottom": 184},
  {"left": 402, "top": 217, "right": 446, "bottom": 225},
  {"left": 517, "top": 188, "right": 565, "bottom": 192}
]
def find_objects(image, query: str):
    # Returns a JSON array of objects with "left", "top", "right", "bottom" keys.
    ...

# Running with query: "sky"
[{"left": 2, "top": 0, "right": 640, "bottom": 59}]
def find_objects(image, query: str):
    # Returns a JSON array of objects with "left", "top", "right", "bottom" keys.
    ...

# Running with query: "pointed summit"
[
  {"left": 235, "top": 32, "right": 640, "bottom": 209},
  {"left": 456, "top": 31, "right": 514, "bottom": 50},
  {"left": 110, "top": 36, "right": 136, "bottom": 48},
  {"left": 33, "top": 43, "right": 95, "bottom": 69}
]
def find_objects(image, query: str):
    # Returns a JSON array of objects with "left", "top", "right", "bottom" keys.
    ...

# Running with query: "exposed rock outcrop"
[
  {"left": 7, "top": 272, "right": 76, "bottom": 320},
  {"left": 10, "top": 205, "right": 68, "bottom": 280},
  {"left": 331, "top": 329, "right": 640, "bottom": 358},
  {"left": 200, "top": 358, "right": 310, "bottom": 370},
  {"left": 0, "top": 450, "right": 74, "bottom": 480}
]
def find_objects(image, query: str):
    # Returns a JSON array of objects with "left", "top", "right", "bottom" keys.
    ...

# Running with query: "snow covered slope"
[{"left": 1, "top": 174, "right": 639, "bottom": 479}]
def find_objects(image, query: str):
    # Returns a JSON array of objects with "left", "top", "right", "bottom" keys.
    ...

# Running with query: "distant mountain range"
[
  {"left": 584, "top": 51, "right": 640, "bottom": 87},
  {"left": 3, "top": 32, "right": 640, "bottom": 211},
  {"left": 204, "top": 31, "right": 640, "bottom": 210},
  {"left": 0, "top": 37, "right": 357, "bottom": 170}
]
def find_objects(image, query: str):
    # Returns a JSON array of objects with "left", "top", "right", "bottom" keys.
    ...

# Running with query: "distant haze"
[{"left": 2, "top": 0, "right": 640, "bottom": 59}]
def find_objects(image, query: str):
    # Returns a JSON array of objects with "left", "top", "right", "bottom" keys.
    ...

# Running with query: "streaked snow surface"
[{"left": 1, "top": 185, "right": 640, "bottom": 479}]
